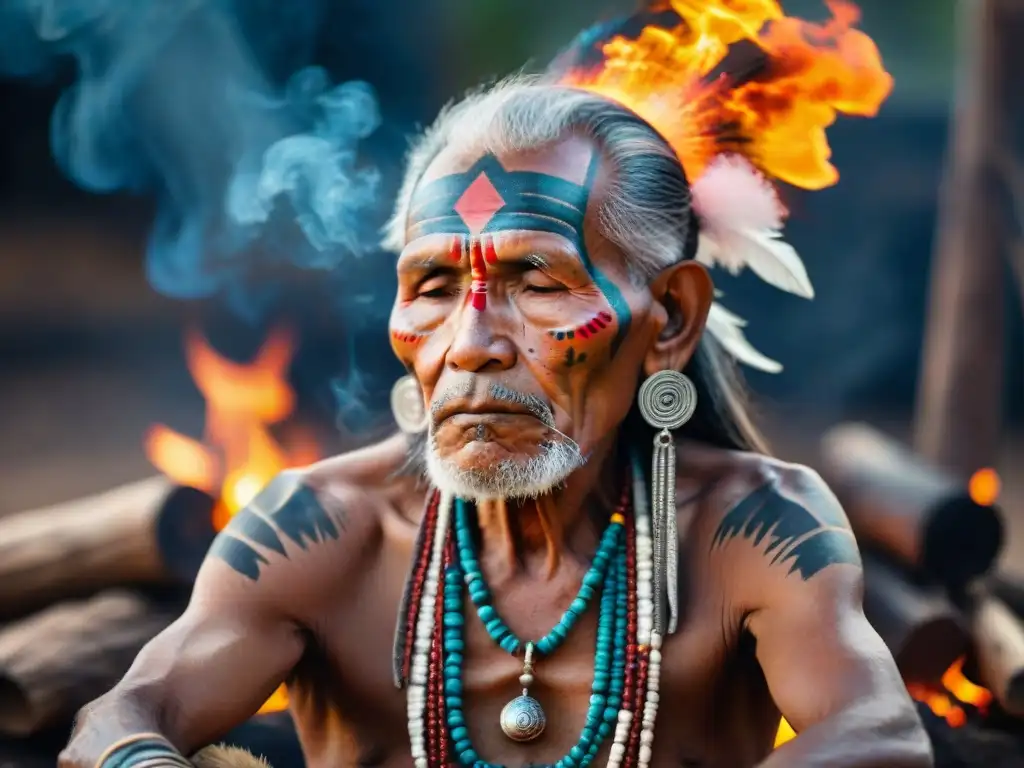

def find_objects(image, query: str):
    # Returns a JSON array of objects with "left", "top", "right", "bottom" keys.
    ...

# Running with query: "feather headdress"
[{"left": 554, "top": 0, "right": 893, "bottom": 371}]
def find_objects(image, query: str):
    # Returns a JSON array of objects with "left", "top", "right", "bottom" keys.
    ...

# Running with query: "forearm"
[
  {"left": 757, "top": 700, "right": 933, "bottom": 768},
  {"left": 58, "top": 688, "right": 188, "bottom": 768}
]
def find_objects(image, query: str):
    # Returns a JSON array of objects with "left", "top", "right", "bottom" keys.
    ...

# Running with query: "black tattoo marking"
[
  {"left": 564, "top": 347, "right": 587, "bottom": 367},
  {"left": 209, "top": 472, "right": 346, "bottom": 581},
  {"left": 711, "top": 479, "right": 859, "bottom": 581}
]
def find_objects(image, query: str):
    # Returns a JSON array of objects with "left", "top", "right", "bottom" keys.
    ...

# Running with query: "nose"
[{"left": 446, "top": 309, "right": 517, "bottom": 373}]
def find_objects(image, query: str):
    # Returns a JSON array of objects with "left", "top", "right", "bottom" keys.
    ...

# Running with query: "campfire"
[
  {"left": 0, "top": 329, "right": 323, "bottom": 765},
  {"left": 144, "top": 328, "right": 321, "bottom": 715}
]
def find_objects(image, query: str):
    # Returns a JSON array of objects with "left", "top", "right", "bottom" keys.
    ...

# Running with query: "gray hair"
[
  {"left": 382, "top": 74, "right": 696, "bottom": 278},
  {"left": 386, "top": 74, "right": 770, "bottom": 457}
]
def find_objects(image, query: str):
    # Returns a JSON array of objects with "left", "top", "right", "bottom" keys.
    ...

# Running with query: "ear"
[{"left": 643, "top": 260, "right": 714, "bottom": 376}]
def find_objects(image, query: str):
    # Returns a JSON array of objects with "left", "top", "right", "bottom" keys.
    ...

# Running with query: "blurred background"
[
  {"left": 2, "top": 0, "right": 1023, "bottom": 766},
  {"left": 0, "top": 0, "right": 972, "bottom": 514}
]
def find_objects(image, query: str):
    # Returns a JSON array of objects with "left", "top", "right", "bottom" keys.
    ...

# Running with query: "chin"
[{"left": 424, "top": 437, "right": 585, "bottom": 501}]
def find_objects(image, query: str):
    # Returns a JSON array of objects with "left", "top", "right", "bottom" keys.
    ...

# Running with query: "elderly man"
[{"left": 60, "top": 7, "right": 931, "bottom": 768}]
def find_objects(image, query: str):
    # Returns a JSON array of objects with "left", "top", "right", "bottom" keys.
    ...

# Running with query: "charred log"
[
  {"left": 861, "top": 551, "right": 971, "bottom": 684},
  {"left": 0, "top": 477, "right": 216, "bottom": 619},
  {"left": 0, "top": 590, "right": 179, "bottom": 737},
  {"left": 819, "top": 423, "right": 1003, "bottom": 587}
]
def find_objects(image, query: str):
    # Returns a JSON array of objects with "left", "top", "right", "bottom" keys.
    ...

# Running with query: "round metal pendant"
[
  {"left": 637, "top": 369, "right": 698, "bottom": 430},
  {"left": 499, "top": 694, "right": 546, "bottom": 742},
  {"left": 390, "top": 375, "right": 428, "bottom": 434}
]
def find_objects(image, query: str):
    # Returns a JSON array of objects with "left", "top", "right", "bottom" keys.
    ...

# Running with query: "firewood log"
[
  {"left": 861, "top": 552, "right": 971, "bottom": 684},
  {"left": 0, "top": 477, "right": 215, "bottom": 619},
  {"left": 820, "top": 423, "right": 1003, "bottom": 588},
  {"left": 971, "top": 593, "right": 1024, "bottom": 717},
  {"left": 0, "top": 590, "right": 178, "bottom": 737}
]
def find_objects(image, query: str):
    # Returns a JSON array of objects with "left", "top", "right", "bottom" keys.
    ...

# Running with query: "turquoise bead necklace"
[{"left": 444, "top": 497, "right": 629, "bottom": 766}]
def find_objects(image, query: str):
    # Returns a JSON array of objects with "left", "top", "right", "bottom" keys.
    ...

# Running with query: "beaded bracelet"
[{"left": 94, "top": 732, "right": 192, "bottom": 768}]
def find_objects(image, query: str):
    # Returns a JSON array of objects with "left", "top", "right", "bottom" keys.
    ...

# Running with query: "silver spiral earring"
[
  {"left": 637, "top": 369, "right": 697, "bottom": 636},
  {"left": 391, "top": 375, "right": 428, "bottom": 435}
]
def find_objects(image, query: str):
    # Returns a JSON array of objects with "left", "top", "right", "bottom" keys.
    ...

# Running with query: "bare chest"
[{"left": 291, "top": 550, "right": 778, "bottom": 768}]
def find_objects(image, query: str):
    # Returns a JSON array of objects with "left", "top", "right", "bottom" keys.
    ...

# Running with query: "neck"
[{"left": 474, "top": 435, "right": 621, "bottom": 580}]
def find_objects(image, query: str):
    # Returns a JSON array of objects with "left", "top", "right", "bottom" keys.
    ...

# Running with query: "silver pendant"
[{"left": 499, "top": 694, "right": 546, "bottom": 742}]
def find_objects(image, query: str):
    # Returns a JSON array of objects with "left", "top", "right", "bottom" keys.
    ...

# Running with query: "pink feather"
[{"left": 690, "top": 155, "right": 785, "bottom": 234}]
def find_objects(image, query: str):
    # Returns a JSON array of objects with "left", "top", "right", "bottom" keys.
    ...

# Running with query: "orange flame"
[
  {"left": 560, "top": 0, "right": 893, "bottom": 190},
  {"left": 907, "top": 657, "right": 992, "bottom": 728},
  {"left": 777, "top": 658, "right": 992, "bottom": 747},
  {"left": 145, "top": 327, "right": 320, "bottom": 715}
]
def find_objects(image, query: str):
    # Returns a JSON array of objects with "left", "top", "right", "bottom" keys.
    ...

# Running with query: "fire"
[
  {"left": 560, "top": 0, "right": 893, "bottom": 190},
  {"left": 969, "top": 468, "right": 1000, "bottom": 507},
  {"left": 145, "top": 327, "right": 320, "bottom": 715},
  {"left": 776, "top": 658, "right": 992, "bottom": 747},
  {"left": 774, "top": 717, "right": 795, "bottom": 747},
  {"left": 907, "top": 657, "right": 992, "bottom": 728}
]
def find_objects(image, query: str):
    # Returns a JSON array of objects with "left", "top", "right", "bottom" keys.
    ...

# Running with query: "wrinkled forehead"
[{"left": 405, "top": 137, "right": 601, "bottom": 245}]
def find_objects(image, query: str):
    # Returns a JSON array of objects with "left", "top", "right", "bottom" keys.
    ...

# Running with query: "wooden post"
[{"left": 913, "top": 0, "right": 1007, "bottom": 476}]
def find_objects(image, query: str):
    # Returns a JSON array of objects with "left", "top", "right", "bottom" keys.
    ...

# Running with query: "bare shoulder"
[
  {"left": 195, "top": 433, "right": 419, "bottom": 617},
  {"left": 678, "top": 442, "right": 861, "bottom": 588}
]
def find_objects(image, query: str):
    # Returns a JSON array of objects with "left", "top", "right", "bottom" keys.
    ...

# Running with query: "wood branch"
[
  {"left": 0, "top": 477, "right": 216, "bottom": 619},
  {"left": 861, "top": 551, "right": 970, "bottom": 684},
  {"left": 913, "top": 0, "right": 1006, "bottom": 475},
  {"left": 820, "top": 423, "right": 1004, "bottom": 587},
  {"left": 0, "top": 590, "right": 179, "bottom": 737},
  {"left": 972, "top": 593, "right": 1024, "bottom": 717}
]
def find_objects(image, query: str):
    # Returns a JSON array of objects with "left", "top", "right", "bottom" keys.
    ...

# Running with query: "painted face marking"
[
  {"left": 391, "top": 330, "right": 429, "bottom": 345},
  {"left": 469, "top": 237, "right": 488, "bottom": 311},
  {"left": 448, "top": 235, "right": 463, "bottom": 263},
  {"left": 564, "top": 348, "right": 588, "bottom": 368},
  {"left": 549, "top": 311, "right": 613, "bottom": 342},
  {"left": 452, "top": 171, "right": 506, "bottom": 235},
  {"left": 408, "top": 154, "right": 632, "bottom": 353}
]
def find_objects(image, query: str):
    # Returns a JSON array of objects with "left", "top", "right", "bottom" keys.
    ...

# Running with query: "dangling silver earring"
[
  {"left": 637, "top": 369, "right": 697, "bottom": 636},
  {"left": 391, "top": 374, "right": 428, "bottom": 434}
]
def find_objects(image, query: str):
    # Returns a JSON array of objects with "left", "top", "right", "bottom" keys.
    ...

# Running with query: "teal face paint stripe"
[
  {"left": 577, "top": 151, "right": 631, "bottom": 355},
  {"left": 407, "top": 152, "right": 632, "bottom": 353}
]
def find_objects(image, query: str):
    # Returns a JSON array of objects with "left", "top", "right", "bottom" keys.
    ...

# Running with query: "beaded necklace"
[{"left": 397, "top": 458, "right": 664, "bottom": 768}]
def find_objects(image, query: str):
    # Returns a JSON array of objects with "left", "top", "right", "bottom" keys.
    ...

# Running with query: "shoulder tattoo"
[
  {"left": 710, "top": 476, "right": 860, "bottom": 581},
  {"left": 208, "top": 472, "right": 348, "bottom": 581}
]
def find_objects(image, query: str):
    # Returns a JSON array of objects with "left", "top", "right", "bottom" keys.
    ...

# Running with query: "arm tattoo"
[
  {"left": 711, "top": 478, "right": 860, "bottom": 581},
  {"left": 208, "top": 472, "right": 347, "bottom": 581}
]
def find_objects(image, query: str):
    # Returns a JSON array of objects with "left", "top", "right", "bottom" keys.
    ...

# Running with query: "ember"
[
  {"left": 559, "top": 0, "right": 893, "bottom": 189},
  {"left": 145, "top": 328, "right": 321, "bottom": 715}
]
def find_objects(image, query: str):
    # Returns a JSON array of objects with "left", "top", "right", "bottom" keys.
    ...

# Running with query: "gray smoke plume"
[{"left": 0, "top": 0, "right": 384, "bottom": 315}]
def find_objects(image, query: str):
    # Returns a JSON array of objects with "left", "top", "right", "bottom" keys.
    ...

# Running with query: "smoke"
[{"left": 0, "top": 0, "right": 385, "bottom": 316}]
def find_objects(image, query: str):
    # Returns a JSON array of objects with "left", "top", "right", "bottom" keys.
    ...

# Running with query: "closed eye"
[{"left": 416, "top": 270, "right": 459, "bottom": 299}]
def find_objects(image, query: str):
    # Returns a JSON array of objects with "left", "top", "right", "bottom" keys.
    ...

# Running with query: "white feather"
[
  {"left": 691, "top": 154, "right": 815, "bottom": 299},
  {"left": 705, "top": 302, "right": 783, "bottom": 373}
]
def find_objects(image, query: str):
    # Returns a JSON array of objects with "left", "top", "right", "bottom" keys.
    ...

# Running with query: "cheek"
[
  {"left": 389, "top": 328, "right": 430, "bottom": 363},
  {"left": 541, "top": 310, "right": 616, "bottom": 370}
]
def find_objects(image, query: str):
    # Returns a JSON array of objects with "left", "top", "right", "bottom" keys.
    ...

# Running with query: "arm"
[
  {"left": 714, "top": 465, "right": 932, "bottom": 768},
  {"left": 58, "top": 470, "right": 370, "bottom": 767}
]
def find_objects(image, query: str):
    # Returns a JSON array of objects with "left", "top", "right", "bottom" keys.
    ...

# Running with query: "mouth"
[{"left": 432, "top": 400, "right": 548, "bottom": 428}]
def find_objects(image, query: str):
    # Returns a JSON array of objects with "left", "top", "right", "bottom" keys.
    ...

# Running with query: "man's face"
[{"left": 389, "top": 137, "right": 664, "bottom": 500}]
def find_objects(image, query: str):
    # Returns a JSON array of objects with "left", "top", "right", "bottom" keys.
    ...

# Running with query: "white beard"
[{"left": 424, "top": 434, "right": 585, "bottom": 501}]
